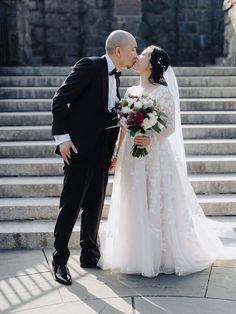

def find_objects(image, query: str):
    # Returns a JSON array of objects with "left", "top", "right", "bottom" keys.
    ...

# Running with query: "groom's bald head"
[
  {"left": 105, "top": 30, "right": 136, "bottom": 54},
  {"left": 105, "top": 30, "right": 137, "bottom": 69}
]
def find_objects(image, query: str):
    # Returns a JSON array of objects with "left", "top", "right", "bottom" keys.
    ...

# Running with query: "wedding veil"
[{"left": 164, "top": 66, "right": 188, "bottom": 175}]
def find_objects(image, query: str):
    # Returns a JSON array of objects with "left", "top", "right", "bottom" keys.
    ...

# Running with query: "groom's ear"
[{"left": 115, "top": 46, "right": 122, "bottom": 57}]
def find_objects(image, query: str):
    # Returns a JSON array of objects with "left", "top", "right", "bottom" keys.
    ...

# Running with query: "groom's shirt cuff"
[{"left": 54, "top": 134, "right": 71, "bottom": 146}]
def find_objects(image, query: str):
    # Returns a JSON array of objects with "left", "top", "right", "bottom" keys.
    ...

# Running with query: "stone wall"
[
  {"left": 177, "top": 0, "right": 224, "bottom": 65},
  {"left": 0, "top": 0, "right": 32, "bottom": 66},
  {"left": 0, "top": 0, "right": 231, "bottom": 66},
  {"left": 223, "top": 0, "right": 236, "bottom": 65},
  {"left": 29, "top": 0, "right": 82, "bottom": 65}
]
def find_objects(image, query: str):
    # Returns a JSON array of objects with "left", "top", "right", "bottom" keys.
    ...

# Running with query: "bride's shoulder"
[
  {"left": 158, "top": 85, "right": 173, "bottom": 98},
  {"left": 125, "top": 85, "right": 139, "bottom": 96}
]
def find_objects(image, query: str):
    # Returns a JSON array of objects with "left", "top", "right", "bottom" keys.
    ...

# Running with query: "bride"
[{"left": 98, "top": 45, "right": 235, "bottom": 277}]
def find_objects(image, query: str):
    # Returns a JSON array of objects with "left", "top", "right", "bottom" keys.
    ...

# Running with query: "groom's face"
[{"left": 118, "top": 38, "right": 138, "bottom": 69}]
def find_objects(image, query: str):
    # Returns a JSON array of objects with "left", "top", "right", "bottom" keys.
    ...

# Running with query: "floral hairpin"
[{"left": 157, "top": 57, "right": 166, "bottom": 70}]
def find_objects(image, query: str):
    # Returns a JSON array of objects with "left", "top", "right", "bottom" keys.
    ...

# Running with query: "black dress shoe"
[{"left": 52, "top": 261, "right": 72, "bottom": 285}]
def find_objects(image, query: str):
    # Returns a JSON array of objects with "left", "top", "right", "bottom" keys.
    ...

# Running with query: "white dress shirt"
[{"left": 54, "top": 54, "right": 117, "bottom": 146}]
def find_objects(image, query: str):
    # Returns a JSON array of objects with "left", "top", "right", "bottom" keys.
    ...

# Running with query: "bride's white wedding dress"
[{"left": 98, "top": 78, "right": 236, "bottom": 277}]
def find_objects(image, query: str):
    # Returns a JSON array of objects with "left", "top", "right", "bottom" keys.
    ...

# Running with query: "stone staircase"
[{"left": 0, "top": 66, "right": 236, "bottom": 249}]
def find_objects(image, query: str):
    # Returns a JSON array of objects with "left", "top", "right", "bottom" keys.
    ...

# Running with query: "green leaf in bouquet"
[
  {"left": 152, "top": 123, "right": 161, "bottom": 133},
  {"left": 131, "top": 144, "right": 148, "bottom": 158},
  {"left": 159, "top": 111, "right": 167, "bottom": 118},
  {"left": 112, "top": 116, "right": 118, "bottom": 121},
  {"left": 121, "top": 99, "right": 129, "bottom": 106},
  {"left": 130, "top": 129, "right": 138, "bottom": 137},
  {"left": 106, "top": 124, "right": 121, "bottom": 130},
  {"left": 158, "top": 118, "right": 167, "bottom": 128}
]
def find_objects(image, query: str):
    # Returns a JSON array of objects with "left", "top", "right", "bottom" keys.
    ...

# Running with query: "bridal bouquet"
[{"left": 114, "top": 93, "right": 167, "bottom": 157}]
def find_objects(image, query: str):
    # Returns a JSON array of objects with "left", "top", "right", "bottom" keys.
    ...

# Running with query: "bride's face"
[{"left": 132, "top": 49, "right": 152, "bottom": 73}]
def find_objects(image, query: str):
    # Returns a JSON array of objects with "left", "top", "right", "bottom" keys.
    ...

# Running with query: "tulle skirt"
[{"left": 98, "top": 134, "right": 236, "bottom": 277}]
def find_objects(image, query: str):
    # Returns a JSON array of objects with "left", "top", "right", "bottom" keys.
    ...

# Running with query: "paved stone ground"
[{"left": 0, "top": 249, "right": 236, "bottom": 313}]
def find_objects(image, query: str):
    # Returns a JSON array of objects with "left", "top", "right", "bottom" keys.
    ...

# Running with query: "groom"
[{"left": 51, "top": 30, "right": 138, "bottom": 285}]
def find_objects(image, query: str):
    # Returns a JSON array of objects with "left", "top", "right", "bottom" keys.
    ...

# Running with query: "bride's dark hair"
[{"left": 147, "top": 45, "right": 170, "bottom": 86}]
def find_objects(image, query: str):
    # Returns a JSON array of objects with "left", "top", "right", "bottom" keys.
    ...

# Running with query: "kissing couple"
[{"left": 51, "top": 30, "right": 235, "bottom": 285}]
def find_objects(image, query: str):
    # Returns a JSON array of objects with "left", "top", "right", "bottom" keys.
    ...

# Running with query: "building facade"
[{"left": 0, "top": 0, "right": 235, "bottom": 66}]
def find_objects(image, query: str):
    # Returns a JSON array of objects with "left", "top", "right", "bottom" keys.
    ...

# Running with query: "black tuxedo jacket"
[{"left": 52, "top": 56, "right": 118, "bottom": 160}]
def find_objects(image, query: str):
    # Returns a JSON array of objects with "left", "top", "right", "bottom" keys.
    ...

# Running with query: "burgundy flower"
[{"left": 133, "top": 112, "right": 144, "bottom": 124}]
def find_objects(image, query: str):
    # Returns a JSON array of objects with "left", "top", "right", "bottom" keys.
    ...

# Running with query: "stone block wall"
[
  {"left": 1, "top": 0, "right": 234, "bottom": 66},
  {"left": 177, "top": 0, "right": 224, "bottom": 65},
  {"left": 0, "top": 0, "right": 32, "bottom": 66}
]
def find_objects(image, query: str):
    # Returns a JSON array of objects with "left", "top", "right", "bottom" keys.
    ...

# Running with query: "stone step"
[
  {"left": 198, "top": 194, "right": 236, "bottom": 215},
  {"left": 184, "top": 139, "right": 236, "bottom": 155},
  {"left": 0, "top": 99, "right": 51, "bottom": 112},
  {"left": 0, "top": 219, "right": 82, "bottom": 249},
  {"left": 177, "top": 76, "right": 236, "bottom": 87},
  {"left": 0, "top": 158, "right": 63, "bottom": 176},
  {"left": 0, "top": 197, "right": 109, "bottom": 221},
  {"left": 0, "top": 112, "right": 52, "bottom": 126},
  {"left": 180, "top": 99, "right": 236, "bottom": 111},
  {"left": 171, "top": 67, "right": 236, "bottom": 76},
  {"left": 0, "top": 98, "right": 235, "bottom": 113},
  {"left": 0, "top": 141, "right": 55, "bottom": 158},
  {"left": 0, "top": 138, "right": 236, "bottom": 158},
  {"left": 1, "top": 66, "right": 236, "bottom": 76},
  {"left": 182, "top": 124, "right": 236, "bottom": 139},
  {"left": 1, "top": 86, "right": 236, "bottom": 99},
  {"left": 0, "top": 124, "right": 235, "bottom": 141},
  {"left": 181, "top": 111, "right": 236, "bottom": 124},
  {"left": 186, "top": 155, "right": 236, "bottom": 173},
  {"left": 0, "top": 126, "right": 51, "bottom": 141},
  {"left": 0, "top": 194, "right": 236, "bottom": 224},
  {"left": 1, "top": 156, "right": 236, "bottom": 177},
  {"left": 0, "top": 66, "right": 72, "bottom": 76},
  {"left": 1, "top": 75, "right": 236, "bottom": 87},
  {"left": 189, "top": 173, "right": 236, "bottom": 194},
  {"left": 0, "top": 216, "right": 235, "bottom": 249},
  {"left": 0, "top": 76, "right": 66, "bottom": 87},
  {"left": 1, "top": 111, "right": 236, "bottom": 126},
  {"left": 0, "top": 176, "right": 113, "bottom": 198},
  {"left": 0, "top": 174, "right": 236, "bottom": 198}
]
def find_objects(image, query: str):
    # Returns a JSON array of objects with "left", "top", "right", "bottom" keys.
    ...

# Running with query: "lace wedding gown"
[{"left": 98, "top": 84, "right": 235, "bottom": 277}]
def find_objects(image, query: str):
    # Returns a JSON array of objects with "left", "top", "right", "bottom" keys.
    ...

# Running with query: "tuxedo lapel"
[{"left": 100, "top": 56, "right": 109, "bottom": 111}]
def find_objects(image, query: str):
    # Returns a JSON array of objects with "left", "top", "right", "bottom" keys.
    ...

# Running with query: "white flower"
[
  {"left": 147, "top": 112, "right": 157, "bottom": 120},
  {"left": 142, "top": 118, "right": 152, "bottom": 130},
  {"left": 122, "top": 106, "right": 132, "bottom": 114},
  {"left": 133, "top": 101, "right": 143, "bottom": 109},
  {"left": 142, "top": 113, "right": 157, "bottom": 130},
  {"left": 142, "top": 99, "right": 153, "bottom": 109}
]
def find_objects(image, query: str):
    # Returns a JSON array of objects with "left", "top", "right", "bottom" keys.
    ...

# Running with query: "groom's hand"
[{"left": 59, "top": 141, "right": 78, "bottom": 165}]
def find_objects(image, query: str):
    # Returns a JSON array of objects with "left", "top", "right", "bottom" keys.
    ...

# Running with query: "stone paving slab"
[
  {"left": 0, "top": 249, "right": 49, "bottom": 279},
  {"left": 206, "top": 266, "right": 236, "bottom": 300},
  {"left": 45, "top": 250, "right": 211, "bottom": 299},
  {"left": 0, "top": 272, "right": 61, "bottom": 313},
  {"left": 15, "top": 298, "right": 133, "bottom": 314},
  {"left": 0, "top": 249, "right": 236, "bottom": 313},
  {"left": 135, "top": 297, "right": 236, "bottom": 314}
]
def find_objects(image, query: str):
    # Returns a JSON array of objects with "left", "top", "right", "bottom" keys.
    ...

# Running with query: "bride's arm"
[{"left": 155, "top": 88, "right": 175, "bottom": 141}]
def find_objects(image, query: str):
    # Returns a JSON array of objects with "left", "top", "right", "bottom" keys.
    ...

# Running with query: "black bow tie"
[{"left": 109, "top": 68, "right": 121, "bottom": 79}]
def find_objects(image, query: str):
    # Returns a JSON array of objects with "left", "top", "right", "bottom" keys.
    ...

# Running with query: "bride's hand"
[{"left": 134, "top": 135, "right": 150, "bottom": 148}]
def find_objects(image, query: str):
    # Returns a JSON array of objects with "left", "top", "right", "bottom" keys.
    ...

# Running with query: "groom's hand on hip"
[{"left": 59, "top": 141, "right": 78, "bottom": 165}]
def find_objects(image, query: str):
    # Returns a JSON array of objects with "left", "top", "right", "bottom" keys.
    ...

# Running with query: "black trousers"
[{"left": 53, "top": 120, "right": 118, "bottom": 265}]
